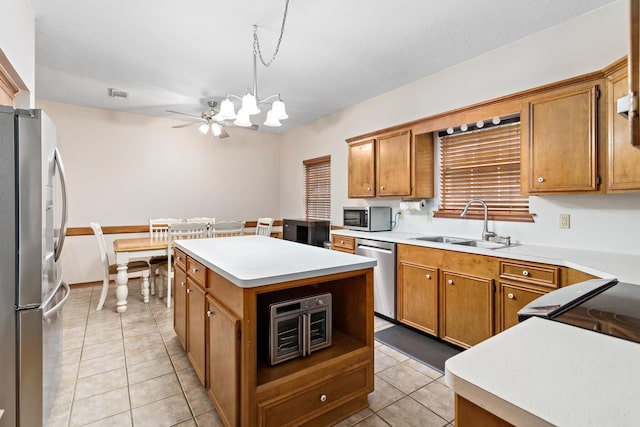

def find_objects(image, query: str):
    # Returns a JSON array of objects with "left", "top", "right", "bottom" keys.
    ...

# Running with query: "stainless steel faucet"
[{"left": 460, "top": 199, "right": 496, "bottom": 241}]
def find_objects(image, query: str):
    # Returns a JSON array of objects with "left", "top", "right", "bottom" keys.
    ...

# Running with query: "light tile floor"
[{"left": 51, "top": 283, "right": 455, "bottom": 426}]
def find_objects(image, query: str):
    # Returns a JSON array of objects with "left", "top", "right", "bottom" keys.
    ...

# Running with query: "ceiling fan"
[{"left": 166, "top": 100, "right": 258, "bottom": 139}]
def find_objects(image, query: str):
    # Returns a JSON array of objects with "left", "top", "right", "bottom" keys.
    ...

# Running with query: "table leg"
[
  {"left": 115, "top": 253, "right": 129, "bottom": 313},
  {"left": 141, "top": 269, "right": 150, "bottom": 304}
]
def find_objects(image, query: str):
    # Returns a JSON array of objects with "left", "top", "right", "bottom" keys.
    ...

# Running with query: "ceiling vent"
[{"left": 107, "top": 88, "right": 129, "bottom": 99}]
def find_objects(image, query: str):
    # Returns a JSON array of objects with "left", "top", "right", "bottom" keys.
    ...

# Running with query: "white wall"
[
  {"left": 0, "top": 0, "right": 35, "bottom": 106},
  {"left": 280, "top": 0, "right": 640, "bottom": 256},
  {"left": 37, "top": 100, "right": 281, "bottom": 284}
]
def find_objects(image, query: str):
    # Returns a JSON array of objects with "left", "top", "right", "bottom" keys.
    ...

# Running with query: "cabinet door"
[
  {"left": 207, "top": 295, "right": 240, "bottom": 427},
  {"left": 376, "top": 131, "right": 411, "bottom": 196},
  {"left": 173, "top": 266, "right": 188, "bottom": 350},
  {"left": 348, "top": 139, "right": 376, "bottom": 198},
  {"left": 522, "top": 85, "right": 598, "bottom": 193},
  {"left": 397, "top": 262, "right": 438, "bottom": 336},
  {"left": 441, "top": 271, "right": 494, "bottom": 348},
  {"left": 608, "top": 67, "right": 640, "bottom": 191},
  {"left": 499, "top": 282, "right": 546, "bottom": 332},
  {"left": 630, "top": 0, "right": 640, "bottom": 148},
  {"left": 187, "top": 279, "right": 206, "bottom": 386}
]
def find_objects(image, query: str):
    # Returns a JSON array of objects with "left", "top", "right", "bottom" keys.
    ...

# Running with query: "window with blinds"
[
  {"left": 434, "top": 121, "right": 533, "bottom": 222},
  {"left": 304, "top": 155, "right": 331, "bottom": 220}
]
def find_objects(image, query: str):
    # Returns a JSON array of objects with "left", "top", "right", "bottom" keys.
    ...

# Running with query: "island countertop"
[{"left": 174, "top": 235, "right": 377, "bottom": 288}]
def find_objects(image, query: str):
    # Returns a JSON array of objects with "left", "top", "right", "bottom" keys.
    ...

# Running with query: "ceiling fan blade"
[
  {"left": 166, "top": 110, "right": 202, "bottom": 119},
  {"left": 172, "top": 122, "right": 199, "bottom": 128},
  {"left": 218, "top": 128, "right": 229, "bottom": 138}
]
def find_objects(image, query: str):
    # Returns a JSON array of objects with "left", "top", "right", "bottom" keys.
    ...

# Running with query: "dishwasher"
[{"left": 355, "top": 238, "right": 396, "bottom": 320}]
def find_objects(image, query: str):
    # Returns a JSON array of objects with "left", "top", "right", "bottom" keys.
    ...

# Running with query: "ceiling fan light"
[
  {"left": 233, "top": 109, "right": 253, "bottom": 127},
  {"left": 271, "top": 100, "right": 288, "bottom": 120},
  {"left": 211, "top": 122, "right": 222, "bottom": 137},
  {"left": 219, "top": 98, "right": 237, "bottom": 120},
  {"left": 241, "top": 93, "right": 260, "bottom": 115},
  {"left": 264, "top": 110, "right": 282, "bottom": 127},
  {"left": 198, "top": 123, "right": 210, "bottom": 134}
]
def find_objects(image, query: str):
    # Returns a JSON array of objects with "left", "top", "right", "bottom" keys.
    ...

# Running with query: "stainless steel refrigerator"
[{"left": 0, "top": 106, "right": 70, "bottom": 426}]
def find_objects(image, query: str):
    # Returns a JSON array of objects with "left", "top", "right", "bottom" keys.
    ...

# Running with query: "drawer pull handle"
[
  {"left": 447, "top": 279, "right": 454, "bottom": 285},
  {"left": 522, "top": 270, "right": 529, "bottom": 276},
  {"left": 192, "top": 268, "right": 198, "bottom": 273},
  {"left": 340, "top": 240, "right": 344, "bottom": 244},
  {"left": 508, "top": 293, "right": 515, "bottom": 299},
  {"left": 320, "top": 394, "right": 327, "bottom": 402},
  {"left": 538, "top": 177, "right": 544, "bottom": 183},
  {"left": 425, "top": 274, "right": 431, "bottom": 279},
  {"left": 380, "top": 186, "right": 385, "bottom": 190},
  {"left": 177, "top": 256, "right": 183, "bottom": 261}
]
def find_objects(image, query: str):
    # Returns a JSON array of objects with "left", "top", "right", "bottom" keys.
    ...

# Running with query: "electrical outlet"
[{"left": 559, "top": 213, "right": 570, "bottom": 229}]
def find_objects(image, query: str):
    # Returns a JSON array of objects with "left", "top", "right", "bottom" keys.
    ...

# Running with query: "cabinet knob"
[
  {"left": 180, "top": 281, "right": 185, "bottom": 287},
  {"left": 207, "top": 310, "right": 214, "bottom": 317},
  {"left": 177, "top": 256, "right": 182, "bottom": 261},
  {"left": 340, "top": 240, "right": 344, "bottom": 244},
  {"left": 186, "top": 289, "right": 192, "bottom": 294},
  {"left": 320, "top": 394, "right": 327, "bottom": 402},
  {"left": 447, "top": 279, "right": 454, "bottom": 285},
  {"left": 380, "top": 186, "right": 385, "bottom": 190},
  {"left": 508, "top": 293, "right": 515, "bottom": 299},
  {"left": 537, "top": 177, "right": 544, "bottom": 183},
  {"left": 367, "top": 187, "right": 371, "bottom": 192},
  {"left": 522, "top": 270, "right": 529, "bottom": 276},
  {"left": 425, "top": 274, "right": 431, "bottom": 279},
  {"left": 192, "top": 268, "right": 198, "bottom": 273}
]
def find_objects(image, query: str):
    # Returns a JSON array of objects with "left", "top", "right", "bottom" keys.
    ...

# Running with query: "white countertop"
[
  {"left": 331, "top": 229, "right": 640, "bottom": 283},
  {"left": 175, "top": 235, "right": 377, "bottom": 288},
  {"left": 445, "top": 317, "right": 640, "bottom": 426}
]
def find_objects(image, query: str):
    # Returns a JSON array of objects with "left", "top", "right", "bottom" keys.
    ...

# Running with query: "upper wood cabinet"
[
  {"left": 347, "top": 130, "right": 433, "bottom": 198},
  {"left": 607, "top": 63, "right": 640, "bottom": 191},
  {"left": 347, "top": 139, "right": 375, "bottom": 198},
  {"left": 521, "top": 83, "right": 600, "bottom": 194},
  {"left": 629, "top": 0, "right": 640, "bottom": 148}
]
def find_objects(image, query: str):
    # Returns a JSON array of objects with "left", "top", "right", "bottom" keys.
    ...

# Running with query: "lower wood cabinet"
[
  {"left": 206, "top": 295, "right": 240, "bottom": 427},
  {"left": 397, "top": 261, "right": 438, "bottom": 336},
  {"left": 332, "top": 234, "right": 356, "bottom": 254},
  {"left": 187, "top": 279, "right": 206, "bottom": 385},
  {"left": 173, "top": 266, "right": 187, "bottom": 350},
  {"left": 441, "top": 271, "right": 494, "bottom": 348},
  {"left": 499, "top": 282, "right": 547, "bottom": 331}
]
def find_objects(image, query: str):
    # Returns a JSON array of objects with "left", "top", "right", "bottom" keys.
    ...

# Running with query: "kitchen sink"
[
  {"left": 411, "top": 236, "right": 471, "bottom": 244},
  {"left": 451, "top": 240, "right": 510, "bottom": 249}
]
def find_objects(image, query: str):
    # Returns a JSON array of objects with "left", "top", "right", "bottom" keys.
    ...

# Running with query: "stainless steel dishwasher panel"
[{"left": 355, "top": 238, "right": 396, "bottom": 319}]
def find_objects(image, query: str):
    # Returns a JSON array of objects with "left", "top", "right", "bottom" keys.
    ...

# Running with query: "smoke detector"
[{"left": 107, "top": 88, "right": 129, "bottom": 99}]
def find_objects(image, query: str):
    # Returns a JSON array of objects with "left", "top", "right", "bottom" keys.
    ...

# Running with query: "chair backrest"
[
  {"left": 255, "top": 217, "right": 274, "bottom": 236},
  {"left": 168, "top": 222, "right": 209, "bottom": 244},
  {"left": 210, "top": 221, "right": 245, "bottom": 238},
  {"left": 149, "top": 218, "right": 183, "bottom": 239},
  {"left": 186, "top": 217, "right": 215, "bottom": 225},
  {"left": 89, "top": 222, "right": 110, "bottom": 282}
]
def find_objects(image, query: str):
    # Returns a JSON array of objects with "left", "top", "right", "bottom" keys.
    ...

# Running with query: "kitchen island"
[
  {"left": 173, "top": 235, "right": 376, "bottom": 427},
  {"left": 445, "top": 316, "right": 640, "bottom": 426}
]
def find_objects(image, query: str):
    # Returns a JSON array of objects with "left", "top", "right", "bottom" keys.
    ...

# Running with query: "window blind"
[
  {"left": 435, "top": 122, "right": 533, "bottom": 222},
  {"left": 304, "top": 155, "right": 331, "bottom": 220}
]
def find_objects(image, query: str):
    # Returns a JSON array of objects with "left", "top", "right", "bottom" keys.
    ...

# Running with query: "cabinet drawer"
[
  {"left": 258, "top": 363, "right": 369, "bottom": 427},
  {"left": 174, "top": 249, "right": 187, "bottom": 271},
  {"left": 500, "top": 261, "right": 559, "bottom": 288},
  {"left": 186, "top": 257, "right": 207, "bottom": 286},
  {"left": 332, "top": 235, "right": 355, "bottom": 253}
]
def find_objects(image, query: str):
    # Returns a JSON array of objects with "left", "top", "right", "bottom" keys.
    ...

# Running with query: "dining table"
[{"left": 112, "top": 237, "right": 168, "bottom": 313}]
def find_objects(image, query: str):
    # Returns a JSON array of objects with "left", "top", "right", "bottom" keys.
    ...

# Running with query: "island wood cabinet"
[
  {"left": 607, "top": 60, "right": 640, "bottom": 191},
  {"left": 174, "top": 251, "right": 374, "bottom": 427},
  {"left": 521, "top": 82, "right": 600, "bottom": 194},
  {"left": 186, "top": 257, "right": 208, "bottom": 386},
  {"left": 347, "top": 130, "right": 433, "bottom": 199},
  {"left": 173, "top": 258, "right": 188, "bottom": 350}
]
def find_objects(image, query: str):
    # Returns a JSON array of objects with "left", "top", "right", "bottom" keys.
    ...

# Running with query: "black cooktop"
[{"left": 553, "top": 282, "right": 640, "bottom": 343}]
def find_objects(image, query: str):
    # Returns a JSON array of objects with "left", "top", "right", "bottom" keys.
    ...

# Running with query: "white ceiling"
[{"left": 32, "top": 0, "right": 616, "bottom": 134}]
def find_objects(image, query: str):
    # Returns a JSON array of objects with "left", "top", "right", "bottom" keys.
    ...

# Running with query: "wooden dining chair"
[
  {"left": 90, "top": 222, "right": 151, "bottom": 311},
  {"left": 157, "top": 222, "right": 208, "bottom": 308},
  {"left": 210, "top": 220, "right": 245, "bottom": 237},
  {"left": 255, "top": 217, "right": 274, "bottom": 237},
  {"left": 148, "top": 218, "right": 183, "bottom": 296}
]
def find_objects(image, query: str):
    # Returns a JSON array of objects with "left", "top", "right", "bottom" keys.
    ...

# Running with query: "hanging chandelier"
[{"left": 217, "top": 0, "right": 291, "bottom": 128}]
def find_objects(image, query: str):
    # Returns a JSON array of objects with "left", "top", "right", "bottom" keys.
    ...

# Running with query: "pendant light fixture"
[{"left": 218, "top": 0, "right": 291, "bottom": 128}]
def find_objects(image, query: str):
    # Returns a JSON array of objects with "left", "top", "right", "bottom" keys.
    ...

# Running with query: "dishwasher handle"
[{"left": 357, "top": 245, "right": 393, "bottom": 255}]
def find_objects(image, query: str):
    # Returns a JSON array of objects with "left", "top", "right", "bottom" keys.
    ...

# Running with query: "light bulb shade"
[
  {"left": 271, "top": 100, "right": 288, "bottom": 120},
  {"left": 241, "top": 93, "right": 260, "bottom": 115},
  {"left": 211, "top": 122, "right": 222, "bottom": 137},
  {"left": 198, "top": 123, "right": 210, "bottom": 134},
  {"left": 233, "top": 109, "right": 253, "bottom": 127},
  {"left": 219, "top": 98, "right": 237, "bottom": 120},
  {"left": 264, "top": 110, "right": 282, "bottom": 127}
]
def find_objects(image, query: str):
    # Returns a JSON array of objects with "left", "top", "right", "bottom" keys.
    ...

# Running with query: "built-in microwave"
[
  {"left": 264, "top": 293, "right": 332, "bottom": 365},
  {"left": 343, "top": 206, "right": 392, "bottom": 231}
]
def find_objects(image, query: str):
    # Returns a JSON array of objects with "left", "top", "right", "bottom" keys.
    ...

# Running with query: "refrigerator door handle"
[
  {"left": 53, "top": 147, "right": 68, "bottom": 261},
  {"left": 43, "top": 280, "right": 70, "bottom": 320}
]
